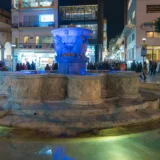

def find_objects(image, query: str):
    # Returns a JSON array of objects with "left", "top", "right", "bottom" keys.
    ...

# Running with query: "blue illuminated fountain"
[{"left": 51, "top": 27, "right": 93, "bottom": 75}]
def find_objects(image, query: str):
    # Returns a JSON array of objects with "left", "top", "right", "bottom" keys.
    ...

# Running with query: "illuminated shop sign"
[{"left": 40, "top": 15, "right": 54, "bottom": 22}]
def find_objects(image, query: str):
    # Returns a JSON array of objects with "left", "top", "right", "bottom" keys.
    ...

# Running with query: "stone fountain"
[
  {"left": 51, "top": 27, "right": 92, "bottom": 75},
  {"left": 52, "top": 27, "right": 103, "bottom": 105},
  {"left": 0, "top": 27, "right": 159, "bottom": 137}
]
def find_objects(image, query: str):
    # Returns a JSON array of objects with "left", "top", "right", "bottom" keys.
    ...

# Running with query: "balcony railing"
[
  {"left": 19, "top": 22, "right": 55, "bottom": 28},
  {"left": 18, "top": 43, "right": 54, "bottom": 49},
  {"left": 12, "top": 23, "right": 18, "bottom": 28},
  {"left": 12, "top": 0, "right": 54, "bottom": 9},
  {"left": 12, "top": 22, "right": 55, "bottom": 28}
]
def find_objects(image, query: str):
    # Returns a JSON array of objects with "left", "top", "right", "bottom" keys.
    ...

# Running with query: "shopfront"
[
  {"left": 147, "top": 46, "right": 160, "bottom": 61},
  {"left": 16, "top": 45, "right": 96, "bottom": 70},
  {"left": 17, "top": 51, "right": 56, "bottom": 70},
  {"left": 86, "top": 45, "right": 96, "bottom": 63}
]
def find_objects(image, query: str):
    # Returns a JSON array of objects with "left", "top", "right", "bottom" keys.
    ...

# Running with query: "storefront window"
[
  {"left": 40, "top": 57, "right": 54, "bottom": 68},
  {"left": 86, "top": 45, "right": 95, "bottom": 63},
  {"left": 147, "top": 46, "right": 160, "bottom": 61},
  {"left": 19, "top": 52, "right": 56, "bottom": 70}
]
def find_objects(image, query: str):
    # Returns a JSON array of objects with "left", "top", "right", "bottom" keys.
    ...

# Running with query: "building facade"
[
  {"left": 58, "top": 0, "right": 107, "bottom": 63},
  {"left": 123, "top": 0, "right": 160, "bottom": 63},
  {"left": 0, "top": 9, "right": 11, "bottom": 65},
  {"left": 11, "top": 0, "right": 58, "bottom": 70}
]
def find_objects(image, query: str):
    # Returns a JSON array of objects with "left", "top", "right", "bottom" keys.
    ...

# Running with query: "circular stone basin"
[
  {"left": 11, "top": 73, "right": 67, "bottom": 104},
  {"left": 66, "top": 74, "right": 103, "bottom": 105},
  {"left": 107, "top": 72, "right": 139, "bottom": 98}
]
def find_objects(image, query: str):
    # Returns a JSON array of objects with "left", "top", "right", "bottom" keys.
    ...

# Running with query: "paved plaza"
[{"left": 145, "top": 74, "right": 160, "bottom": 84}]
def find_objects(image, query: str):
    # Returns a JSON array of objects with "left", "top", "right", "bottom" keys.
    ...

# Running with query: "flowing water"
[{"left": 0, "top": 122, "right": 160, "bottom": 160}]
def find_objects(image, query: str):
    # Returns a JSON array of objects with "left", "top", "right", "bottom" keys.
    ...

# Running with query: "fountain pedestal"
[{"left": 52, "top": 28, "right": 92, "bottom": 75}]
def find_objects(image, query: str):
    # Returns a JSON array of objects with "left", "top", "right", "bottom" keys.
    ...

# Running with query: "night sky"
[{"left": 0, "top": 0, "right": 124, "bottom": 44}]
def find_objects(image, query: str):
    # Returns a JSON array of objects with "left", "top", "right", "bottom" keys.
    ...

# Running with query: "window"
[
  {"left": 128, "top": 0, "right": 132, "bottom": 10},
  {"left": 132, "top": 10, "right": 135, "bottom": 19},
  {"left": 59, "top": 5, "right": 98, "bottom": 21},
  {"left": 40, "top": 15, "right": 54, "bottom": 22},
  {"left": 13, "top": 0, "right": 18, "bottom": 9},
  {"left": 23, "top": 15, "right": 39, "bottom": 26},
  {"left": 24, "top": 36, "right": 29, "bottom": 43},
  {"left": 128, "top": 36, "right": 132, "bottom": 44},
  {"left": 154, "top": 32, "right": 160, "bottom": 38},
  {"left": 36, "top": 36, "right": 39, "bottom": 44},
  {"left": 13, "top": 16, "right": 18, "bottom": 24},
  {"left": 40, "top": 0, "right": 53, "bottom": 7},
  {"left": 146, "top": 31, "right": 160, "bottom": 38},
  {"left": 129, "top": 49, "right": 132, "bottom": 59},
  {"left": 39, "top": 36, "right": 52, "bottom": 43},
  {"left": 21, "top": 0, "right": 53, "bottom": 8},
  {"left": 132, "top": 48, "right": 134, "bottom": 59},
  {"left": 14, "top": 37, "right": 18, "bottom": 47},
  {"left": 132, "top": 33, "right": 135, "bottom": 41},
  {"left": 128, "top": 19, "right": 131, "bottom": 25},
  {"left": 146, "top": 32, "right": 154, "bottom": 38}
]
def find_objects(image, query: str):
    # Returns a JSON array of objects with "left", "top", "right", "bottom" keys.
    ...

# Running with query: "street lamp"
[{"left": 141, "top": 38, "right": 147, "bottom": 63}]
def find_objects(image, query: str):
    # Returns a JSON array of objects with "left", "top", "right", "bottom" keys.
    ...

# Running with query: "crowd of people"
[
  {"left": 16, "top": 61, "right": 59, "bottom": 71},
  {"left": 87, "top": 61, "right": 127, "bottom": 71},
  {"left": 10, "top": 60, "right": 160, "bottom": 80},
  {"left": 131, "top": 60, "right": 159, "bottom": 75},
  {"left": 45, "top": 63, "right": 58, "bottom": 71},
  {"left": 0, "top": 61, "right": 8, "bottom": 71},
  {"left": 16, "top": 61, "right": 36, "bottom": 71}
]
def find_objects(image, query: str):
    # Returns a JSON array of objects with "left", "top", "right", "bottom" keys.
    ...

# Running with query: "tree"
[{"left": 154, "top": 17, "right": 160, "bottom": 33}]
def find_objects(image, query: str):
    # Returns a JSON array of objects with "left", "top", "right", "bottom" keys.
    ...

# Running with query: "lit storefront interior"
[
  {"left": 17, "top": 45, "right": 96, "bottom": 69},
  {"left": 147, "top": 46, "right": 160, "bottom": 61},
  {"left": 86, "top": 45, "right": 96, "bottom": 63},
  {"left": 17, "top": 51, "right": 56, "bottom": 70}
]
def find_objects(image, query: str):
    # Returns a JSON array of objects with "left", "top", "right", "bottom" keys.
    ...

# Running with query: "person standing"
[
  {"left": 148, "top": 60, "right": 152, "bottom": 75},
  {"left": 153, "top": 61, "right": 157, "bottom": 75},
  {"left": 141, "top": 62, "right": 147, "bottom": 80},
  {"left": 45, "top": 64, "right": 50, "bottom": 71}
]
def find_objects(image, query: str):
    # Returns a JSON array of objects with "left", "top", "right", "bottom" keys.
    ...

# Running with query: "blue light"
[{"left": 51, "top": 28, "right": 93, "bottom": 75}]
